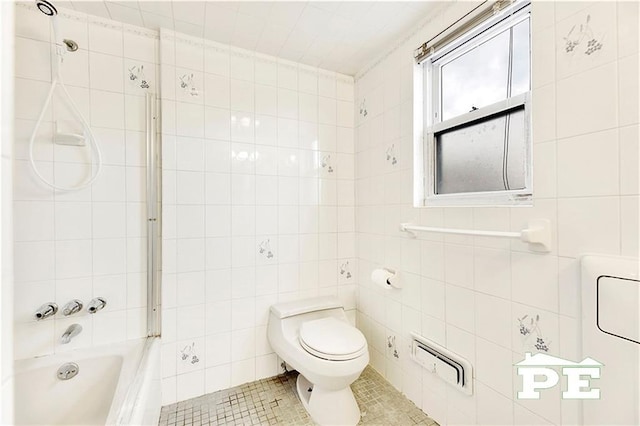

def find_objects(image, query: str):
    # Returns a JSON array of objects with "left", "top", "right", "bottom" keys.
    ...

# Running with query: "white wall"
[
  {"left": 1, "top": 1, "right": 15, "bottom": 423},
  {"left": 12, "top": 4, "right": 158, "bottom": 360},
  {"left": 159, "top": 29, "right": 356, "bottom": 405},
  {"left": 354, "top": 1, "right": 638, "bottom": 425}
]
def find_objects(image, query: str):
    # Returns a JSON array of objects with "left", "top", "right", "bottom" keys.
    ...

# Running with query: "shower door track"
[{"left": 146, "top": 93, "right": 161, "bottom": 337}]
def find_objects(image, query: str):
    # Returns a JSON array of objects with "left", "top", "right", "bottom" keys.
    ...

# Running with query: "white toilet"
[{"left": 267, "top": 296, "right": 369, "bottom": 426}]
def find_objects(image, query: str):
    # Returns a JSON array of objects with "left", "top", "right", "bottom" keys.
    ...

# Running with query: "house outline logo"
[{"left": 515, "top": 352, "right": 603, "bottom": 400}]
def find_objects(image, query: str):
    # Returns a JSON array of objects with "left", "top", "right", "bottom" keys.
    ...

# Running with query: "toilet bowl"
[{"left": 267, "top": 296, "right": 369, "bottom": 426}]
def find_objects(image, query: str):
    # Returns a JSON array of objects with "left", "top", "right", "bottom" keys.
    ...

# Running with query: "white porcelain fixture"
[
  {"left": 13, "top": 337, "right": 161, "bottom": 426},
  {"left": 267, "top": 296, "right": 368, "bottom": 426}
]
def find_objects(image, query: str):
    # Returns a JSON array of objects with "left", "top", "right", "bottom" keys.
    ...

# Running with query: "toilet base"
[{"left": 296, "top": 374, "right": 361, "bottom": 426}]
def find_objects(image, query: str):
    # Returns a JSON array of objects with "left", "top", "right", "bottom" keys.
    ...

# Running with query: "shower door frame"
[{"left": 146, "top": 93, "right": 161, "bottom": 337}]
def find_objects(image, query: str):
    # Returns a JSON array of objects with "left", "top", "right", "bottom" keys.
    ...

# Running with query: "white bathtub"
[{"left": 13, "top": 337, "right": 161, "bottom": 426}]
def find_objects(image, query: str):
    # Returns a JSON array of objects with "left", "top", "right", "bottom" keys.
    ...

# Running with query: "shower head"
[
  {"left": 35, "top": 0, "right": 57, "bottom": 16},
  {"left": 35, "top": 0, "right": 79, "bottom": 52}
]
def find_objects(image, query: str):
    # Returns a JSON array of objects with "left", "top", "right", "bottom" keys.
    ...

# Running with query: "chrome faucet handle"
[
  {"left": 62, "top": 299, "right": 83, "bottom": 316},
  {"left": 87, "top": 297, "right": 106, "bottom": 314},
  {"left": 60, "top": 323, "right": 82, "bottom": 344},
  {"left": 34, "top": 302, "right": 58, "bottom": 321}
]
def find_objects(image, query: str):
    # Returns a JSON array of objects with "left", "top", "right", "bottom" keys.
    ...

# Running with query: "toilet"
[{"left": 267, "top": 296, "right": 369, "bottom": 426}]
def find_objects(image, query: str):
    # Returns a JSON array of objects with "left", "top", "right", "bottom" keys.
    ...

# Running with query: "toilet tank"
[
  {"left": 269, "top": 297, "right": 348, "bottom": 339},
  {"left": 270, "top": 296, "right": 344, "bottom": 319}
]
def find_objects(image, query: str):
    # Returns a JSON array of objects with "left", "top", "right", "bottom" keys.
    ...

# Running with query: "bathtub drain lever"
[{"left": 57, "top": 362, "right": 79, "bottom": 380}]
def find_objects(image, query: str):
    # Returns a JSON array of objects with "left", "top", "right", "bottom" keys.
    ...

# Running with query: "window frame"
[{"left": 415, "top": 2, "right": 532, "bottom": 207}]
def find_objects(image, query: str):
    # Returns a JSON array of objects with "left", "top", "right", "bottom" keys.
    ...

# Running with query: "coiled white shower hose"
[{"left": 28, "top": 15, "right": 102, "bottom": 191}]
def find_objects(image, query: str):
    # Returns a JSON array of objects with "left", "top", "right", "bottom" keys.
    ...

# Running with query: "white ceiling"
[{"left": 56, "top": 1, "right": 444, "bottom": 75}]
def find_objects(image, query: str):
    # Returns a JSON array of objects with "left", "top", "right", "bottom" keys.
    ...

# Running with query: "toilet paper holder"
[{"left": 371, "top": 267, "right": 401, "bottom": 289}]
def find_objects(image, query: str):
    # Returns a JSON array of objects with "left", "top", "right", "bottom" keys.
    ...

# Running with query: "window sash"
[
  {"left": 423, "top": 94, "right": 532, "bottom": 206},
  {"left": 435, "top": 105, "right": 527, "bottom": 194},
  {"left": 428, "top": 8, "right": 531, "bottom": 127},
  {"left": 430, "top": 93, "right": 528, "bottom": 135}
]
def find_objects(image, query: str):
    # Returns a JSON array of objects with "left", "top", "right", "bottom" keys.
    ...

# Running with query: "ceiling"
[{"left": 55, "top": 1, "right": 445, "bottom": 75}]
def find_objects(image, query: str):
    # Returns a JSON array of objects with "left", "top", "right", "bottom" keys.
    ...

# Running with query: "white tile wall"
[
  {"left": 160, "top": 29, "right": 356, "bottom": 405},
  {"left": 12, "top": 4, "right": 158, "bottom": 360},
  {"left": 354, "top": 2, "right": 638, "bottom": 425}
]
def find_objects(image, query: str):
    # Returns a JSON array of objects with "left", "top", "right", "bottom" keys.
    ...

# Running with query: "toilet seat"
[{"left": 299, "top": 317, "right": 367, "bottom": 361}]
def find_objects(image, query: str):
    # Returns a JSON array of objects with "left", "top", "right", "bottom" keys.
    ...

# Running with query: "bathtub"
[{"left": 13, "top": 337, "right": 161, "bottom": 426}]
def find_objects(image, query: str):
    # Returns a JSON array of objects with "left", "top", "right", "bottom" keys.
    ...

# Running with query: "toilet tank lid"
[{"left": 270, "top": 296, "right": 343, "bottom": 319}]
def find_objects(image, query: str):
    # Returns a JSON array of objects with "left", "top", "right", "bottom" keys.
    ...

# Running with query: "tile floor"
[{"left": 159, "top": 366, "right": 439, "bottom": 426}]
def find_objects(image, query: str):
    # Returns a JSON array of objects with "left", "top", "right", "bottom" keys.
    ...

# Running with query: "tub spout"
[{"left": 61, "top": 323, "right": 82, "bottom": 344}]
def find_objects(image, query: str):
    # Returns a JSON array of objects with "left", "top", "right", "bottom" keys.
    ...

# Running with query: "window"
[{"left": 415, "top": 2, "right": 532, "bottom": 206}]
